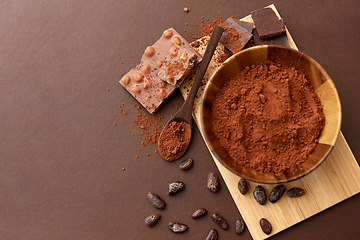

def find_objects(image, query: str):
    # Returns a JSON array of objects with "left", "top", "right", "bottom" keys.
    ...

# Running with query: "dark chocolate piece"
[
  {"left": 251, "top": 8, "right": 286, "bottom": 39},
  {"left": 119, "top": 28, "right": 202, "bottom": 114},
  {"left": 253, "top": 28, "right": 289, "bottom": 48},
  {"left": 234, "top": 19, "right": 254, "bottom": 33},
  {"left": 220, "top": 17, "right": 253, "bottom": 53}
]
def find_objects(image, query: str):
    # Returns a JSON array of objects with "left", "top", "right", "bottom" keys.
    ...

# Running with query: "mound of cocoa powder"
[
  {"left": 211, "top": 61, "right": 325, "bottom": 173},
  {"left": 158, "top": 121, "right": 191, "bottom": 161}
]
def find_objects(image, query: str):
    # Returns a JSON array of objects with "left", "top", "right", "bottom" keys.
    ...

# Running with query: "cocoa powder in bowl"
[{"left": 211, "top": 60, "right": 325, "bottom": 174}]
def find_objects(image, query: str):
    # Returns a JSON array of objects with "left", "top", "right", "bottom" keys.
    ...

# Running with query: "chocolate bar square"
[
  {"left": 220, "top": 17, "right": 253, "bottom": 53},
  {"left": 251, "top": 8, "right": 286, "bottom": 39},
  {"left": 120, "top": 28, "right": 202, "bottom": 114}
]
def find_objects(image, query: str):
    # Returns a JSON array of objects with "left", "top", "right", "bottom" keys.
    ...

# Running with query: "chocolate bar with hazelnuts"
[{"left": 120, "top": 28, "right": 202, "bottom": 114}]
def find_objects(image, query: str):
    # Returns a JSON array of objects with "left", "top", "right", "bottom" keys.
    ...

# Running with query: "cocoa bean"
[
  {"left": 191, "top": 208, "right": 207, "bottom": 219},
  {"left": 287, "top": 187, "right": 305, "bottom": 197},
  {"left": 253, "top": 185, "right": 266, "bottom": 205},
  {"left": 237, "top": 178, "right": 248, "bottom": 195},
  {"left": 145, "top": 214, "right": 161, "bottom": 227},
  {"left": 212, "top": 213, "right": 228, "bottom": 230},
  {"left": 179, "top": 157, "right": 193, "bottom": 170},
  {"left": 167, "top": 181, "right": 185, "bottom": 195},
  {"left": 269, "top": 185, "right": 286, "bottom": 203},
  {"left": 147, "top": 192, "right": 166, "bottom": 209},
  {"left": 259, "top": 218, "right": 272, "bottom": 235},
  {"left": 207, "top": 172, "right": 220, "bottom": 193},
  {"left": 235, "top": 218, "right": 245, "bottom": 234},
  {"left": 168, "top": 222, "right": 188, "bottom": 233},
  {"left": 206, "top": 229, "right": 218, "bottom": 240}
]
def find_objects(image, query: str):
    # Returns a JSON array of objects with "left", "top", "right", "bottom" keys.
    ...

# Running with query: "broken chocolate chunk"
[
  {"left": 220, "top": 17, "right": 253, "bottom": 53},
  {"left": 157, "top": 46, "right": 197, "bottom": 86},
  {"left": 253, "top": 27, "right": 289, "bottom": 48},
  {"left": 251, "top": 8, "right": 286, "bottom": 39},
  {"left": 119, "top": 28, "right": 202, "bottom": 114},
  {"left": 233, "top": 19, "right": 254, "bottom": 33}
]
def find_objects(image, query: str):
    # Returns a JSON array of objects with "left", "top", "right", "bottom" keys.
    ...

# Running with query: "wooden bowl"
[{"left": 200, "top": 46, "right": 341, "bottom": 183}]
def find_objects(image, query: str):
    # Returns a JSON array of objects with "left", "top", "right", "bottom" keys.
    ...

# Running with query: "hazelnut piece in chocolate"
[
  {"left": 133, "top": 72, "right": 144, "bottom": 82},
  {"left": 179, "top": 52, "right": 188, "bottom": 61},
  {"left": 157, "top": 59, "right": 163, "bottom": 67},
  {"left": 165, "top": 66, "right": 173, "bottom": 74},
  {"left": 157, "top": 89, "right": 167, "bottom": 98},
  {"left": 169, "top": 46, "right": 179, "bottom": 56},
  {"left": 166, "top": 75, "right": 175, "bottom": 85},
  {"left": 142, "top": 64, "right": 151, "bottom": 74},
  {"left": 131, "top": 85, "right": 141, "bottom": 94},
  {"left": 144, "top": 46, "right": 155, "bottom": 57},
  {"left": 121, "top": 75, "right": 130, "bottom": 85},
  {"left": 158, "top": 82, "right": 166, "bottom": 88},
  {"left": 171, "top": 36, "right": 181, "bottom": 45},
  {"left": 163, "top": 29, "right": 173, "bottom": 38},
  {"left": 143, "top": 79, "right": 151, "bottom": 89}
]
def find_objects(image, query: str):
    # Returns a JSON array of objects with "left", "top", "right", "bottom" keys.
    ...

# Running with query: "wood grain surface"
[{"left": 179, "top": 4, "right": 360, "bottom": 239}]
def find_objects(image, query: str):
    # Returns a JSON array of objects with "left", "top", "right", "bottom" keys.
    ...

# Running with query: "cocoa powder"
[
  {"left": 132, "top": 103, "right": 164, "bottom": 146},
  {"left": 158, "top": 121, "right": 191, "bottom": 161},
  {"left": 211, "top": 61, "right": 325, "bottom": 173},
  {"left": 191, "top": 17, "right": 251, "bottom": 54}
]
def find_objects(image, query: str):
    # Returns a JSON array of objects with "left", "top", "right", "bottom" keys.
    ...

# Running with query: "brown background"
[{"left": 1, "top": 0, "right": 359, "bottom": 239}]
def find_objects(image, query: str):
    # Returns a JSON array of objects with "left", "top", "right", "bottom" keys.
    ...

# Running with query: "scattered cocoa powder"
[
  {"left": 115, "top": 98, "right": 184, "bottom": 159},
  {"left": 193, "top": 18, "right": 223, "bottom": 40},
  {"left": 190, "top": 16, "right": 252, "bottom": 54},
  {"left": 211, "top": 61, "right": 325, "bottom": 173},
  {"left": 158, "top": 121, "right": 191, "bottom": 161},
  {"left": 132, "top": 103, "right": 164, "bottom": 146},
  {"left": 221, "top": 25, "right": 248, "bottom": 53}
]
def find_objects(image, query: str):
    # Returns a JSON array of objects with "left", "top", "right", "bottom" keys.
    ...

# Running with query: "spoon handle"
[{"left": 181, "top": 26, "right": 224, "bottom": 121}]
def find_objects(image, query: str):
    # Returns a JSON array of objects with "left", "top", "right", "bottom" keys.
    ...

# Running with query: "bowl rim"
[{"left": 200, "top": 45, "right": 342, "bottom": 184}]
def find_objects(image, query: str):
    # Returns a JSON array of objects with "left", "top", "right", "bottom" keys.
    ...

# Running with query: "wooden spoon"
[{"left": 158, "top": 26, "right": 224, "bottom": 161}]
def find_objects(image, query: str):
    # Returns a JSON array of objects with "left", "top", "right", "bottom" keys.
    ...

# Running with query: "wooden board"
[{"left": 179, "top": 4, "right": 360, "bottom": 240}]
